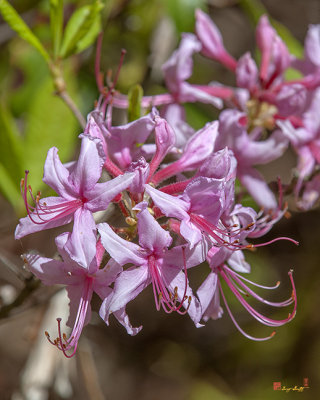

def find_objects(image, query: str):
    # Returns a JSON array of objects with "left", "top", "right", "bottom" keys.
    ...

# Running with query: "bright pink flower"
[
  {"left": 98, "top": 202, "right": 207, "bottom": 332},
  {"left": 23, "top": 229, "right": 123, "bottom": 357},
  {"left": 217, "top": 109, "right": 288, "bottom": 209},
  {"left": 198, "top": 264, "right": 296, "bottom": 341},
  {"left": 197, "top": 204, "right": 297, "bottom": 341},
  {"left": 162, "top": 33, "right": 222, "bottom": 107},
  {"left": 15, "top": 134, "right": 134, "bottom": 239},
  {"left": 146, "top": 177, "right": 226, "bottom": 248},
  {"left": 151, "top": 121, "right": 219, "bottom": 185}
]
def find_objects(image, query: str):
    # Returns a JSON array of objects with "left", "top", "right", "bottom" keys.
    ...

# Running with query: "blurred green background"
[{"left": 0, "top": 0, "right": 319, "bottom": 399}]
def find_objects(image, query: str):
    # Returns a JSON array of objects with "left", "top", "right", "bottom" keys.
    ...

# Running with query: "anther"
[{"left": 125, "top": 216, "right": 136, "bottom": 226}]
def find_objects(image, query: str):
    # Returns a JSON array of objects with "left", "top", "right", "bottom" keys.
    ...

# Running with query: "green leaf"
[
  {"left": 0, "top": 0, "right": 50, "bottom": 63},
  {"left": 50, "top": 0, "right": 64, "bottom": 59},
  {"left": 59, "top": 1, "right": 104, "bottom": 58},
  {"left": 163, "top": 0, "right": 207, "bottom": 34},
  {"left": 23, "top": 71, "right": 78, "bottom": 191},
  {"left": 128, "top": 84, "right": 143, "bottom": 122},
  {"left": 0, "top": 102, "right": 23, "bottom": 183},
  {"left": 0, "top": 103, "right": 23, "bottom": 209},
  {"left": 0, "top": 163, "right": 21, "bottom": 208},
  {"left": 75, "top": 11, "right": 101, "bottom": 55},
  {"left": 184, "top": 103, "right": 214, "bottom": 131}
]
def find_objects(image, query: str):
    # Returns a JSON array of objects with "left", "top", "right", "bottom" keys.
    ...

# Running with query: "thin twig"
[
  {"left": 58, "top": 90, "right": 86, "bottom": 129},
  {"left": 50, "top": 62, "right": 86, "bottom": 130}
]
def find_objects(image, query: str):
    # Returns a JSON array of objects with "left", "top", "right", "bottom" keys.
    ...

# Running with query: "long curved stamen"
[
  {"left": 189, "top": 213, "right": 299, "bottom": 251},
  {"left": 189, "top": 214, "right": 254, "bottom": 251},
  {"left": 148, "top": 248, "right": 191, "bottom": 315},
  {"left": 21, "top": 170, "right": 82, "bottom": 225},
  {"left": 223, "top": 265, "right": 294, "bottom": 307},
  {"left": 247, "top": 237, "right": 299, "bottom": 248},
  {"left": 223, "top": 265, "right": 281, "bottom": 290},
  {"left": 250, "top": 185, "right": 291, "bottom": 238},
  {"left": 218, "top": 280, "right": 276, "bottom": 341},
  {"left": 45, "top": 277, "right": 94, "bottom": 358},
  {"left": 218, "top": 267, "right": 296, "bottom": 328}
]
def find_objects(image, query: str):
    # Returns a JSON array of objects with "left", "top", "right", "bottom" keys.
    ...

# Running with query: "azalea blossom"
[
  {"left": 197, "top": 205, "right": 297, "bottom": 341},
  {"left": 22, "top": 227, "right": 124, "bottom": 357},
  {"left": 15, "top": 134, "right": 135, "bottom": 239},
  {"left": 98, "top": 202, "right": 207, "bottom": 332},
  {"left": 12, "top": 9, "right": 308, "bottom": 357}
]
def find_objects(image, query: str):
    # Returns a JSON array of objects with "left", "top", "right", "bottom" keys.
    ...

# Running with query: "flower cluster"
[{"left": 16, "top": 10, "right": 312, "bottom": 357}]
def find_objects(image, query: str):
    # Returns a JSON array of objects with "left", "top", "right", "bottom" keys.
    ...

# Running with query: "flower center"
[{"left": 148, "top": 251, "right": 191, "bottom": 315}]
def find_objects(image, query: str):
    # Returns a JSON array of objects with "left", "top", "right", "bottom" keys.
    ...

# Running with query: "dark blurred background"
[{"left": 0, "top": 0, "right": 319, "bottom": 399}]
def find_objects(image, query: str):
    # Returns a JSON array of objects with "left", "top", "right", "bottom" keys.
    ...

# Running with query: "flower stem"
[{"left": 50, "top": 62, "right": 86, "bottom": 129}]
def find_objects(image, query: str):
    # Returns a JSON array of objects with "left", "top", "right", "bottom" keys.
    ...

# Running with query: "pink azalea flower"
[
  {"left": 194, "top": 12, "right": 311, "bottom": 148},
  {"left": 146, "top": 177, "right": 226, "bottom": 248},
  {"left": 151, "top": 121, "right": 219, "bottom": 185},
  {"left": 197, "top": 204, "right": 297, "bottom": 341},
  {"left": 98, "top": 202, "right": 207, "bottom": 333},
  {"left": 277, "top": 87, "right": 320, "bottom": 196},
  {"left": 217, "top": 109, "right": 288, "bottom": 209},
  {"left": 15, "top": 134, "right": 134, "bottom": 239},
  {"left": 106, "top": 112, "right": 156, "bottom": 170},
  {"left": 162, "top": 33, "right": 222, "bottom": 107},
  {"left": 23, "top": 229, "right": 123, "bottom": 357}
]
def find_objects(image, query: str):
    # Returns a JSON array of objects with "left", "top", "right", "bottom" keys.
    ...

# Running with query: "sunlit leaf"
[
  {"left": 0, "top": 164, "right": 21, "bottom": 208},
  {"left": 128, "top": 84, "right": 143, "bottom": 122},
  {"left": 23, "top": 72, "right": 78, "bottom": 191},
  {"left": 75, "top": 12, "right": 101, "bottom": 55},
  {"left": 184, "top": 103, "right": 213, "bottom": 130},
  {"left": 59, "top": 0, "right": 104, "bottom": 58},
  {"left": 50, "top": 0, "right": 64, "bottom": 59},
  {"left": 0, "top": 102, "right": 23, "bottom": 182},
  {"left": 0, "top": 0, "right": 50, "bottom": 63},
  {"left": 0, "top": 103, "right": 23, "bottom": 208}
]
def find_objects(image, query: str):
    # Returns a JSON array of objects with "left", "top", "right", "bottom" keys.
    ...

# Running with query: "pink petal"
[
  {"left": 99, "top": 265, "right": 150, "bottom": 318},
  {"left": 197, "top": 272, "right": 223, "bottom": 321},
  {"left": 145, "top": 184, "right": 189, "bottom": 220},
  {"left": 64, "top": 208, "right": 97, "bottom": 273},
  {"left": 113, "top": 307, "right": 143, "bottom": 336},
  {"left": 98, "top": 223, "right": 146, "bottom": 266},
  {"left": 24, "top": 253, "right": 81, "bottom": 286},
  {"left": 236, "top": 52, "right": 258, "bottom": 90},
  {"left": 70, "top": 134, "right": 105, "bottom": 193},
  {"left": 107, "top": 114, "right": 155, "bottom": 170},
  {"left": 239, "top": 166, "right": 277, "bottom": 209},
  {"left": 162, "top": 33, "right": 201, "bottom": 94},
  {"left": 136, "top": 202, "right": 172, "bottom": 253},
  {"left": 43, "top": 147, "right": 78, "bottom": 199},
  {"left": 66, "top": 284, "right": 92, "bottom": 329},
  {"left": 195, "top": 9, "right": 236, "bottom": 70},
  {"left": 85, "top": 172, "right": 135, "bottom": 212}
]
